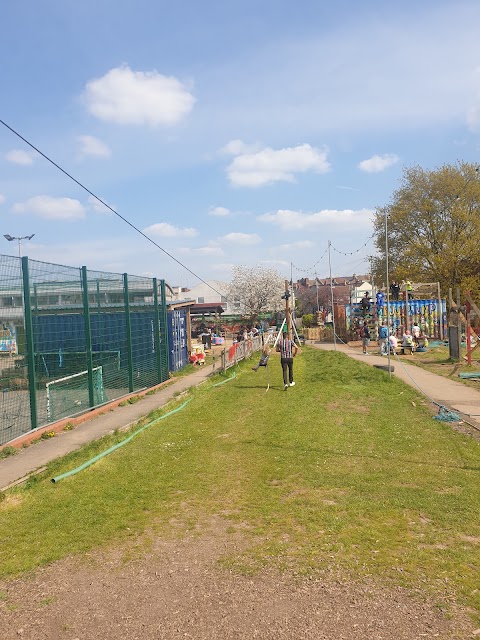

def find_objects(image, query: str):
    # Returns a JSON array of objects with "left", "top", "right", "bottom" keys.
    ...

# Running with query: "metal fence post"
[
  {"left": 81, "top": 266, "right": 95, "bottom": 408},
  {"left": 21, "top": 256, "right": 38, "bottom": 431},
  {"left": 123, "top": 273, "right": 134, "bottom": 393},
  {"left": 153, "top": 278, "right": 163, "bottom": 383},
  {"left": 160, "top": 279, "right": 169, "bottom": 379}
]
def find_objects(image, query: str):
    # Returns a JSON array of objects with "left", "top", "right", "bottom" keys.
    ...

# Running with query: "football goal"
[{"left": 46, "top": 366, "right": 107, "bottom": 422}]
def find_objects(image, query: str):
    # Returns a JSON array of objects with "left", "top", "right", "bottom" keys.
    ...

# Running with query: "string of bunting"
[
  {"left": 291, "top": 246, "right": 329, "bottom": 274},
  {"left": 292, "top": 233, "right": 374, "bottom": 274},
  {"left": 329, "top": 233, "right": 375, "bottom": 256}
]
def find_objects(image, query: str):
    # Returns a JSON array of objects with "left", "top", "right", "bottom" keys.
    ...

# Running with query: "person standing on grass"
[
  {"left": 276, "top": 328, "right": 298, "bottom": 390},
  {"left": 362, "top": 323, "right": 371, "bottom": 354}
]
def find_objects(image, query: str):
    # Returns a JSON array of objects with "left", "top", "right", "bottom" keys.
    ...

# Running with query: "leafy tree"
[
  {"left": 302, "top": 314, "right": 314, "bottom": 328},
  {"left": 371, "top": 162, "right": 480, "bottom": 298},
  {"left": 227, "top": 265, "right": 284, "bottom": 321}
]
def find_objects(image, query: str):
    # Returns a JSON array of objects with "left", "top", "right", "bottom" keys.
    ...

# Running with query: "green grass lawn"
[{"left": 1, "top": 346, "right": 480, "bottom": 622}]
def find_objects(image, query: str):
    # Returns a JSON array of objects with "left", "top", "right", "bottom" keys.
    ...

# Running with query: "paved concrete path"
[
  {"left": 311, "top": 341, "right": 480, "bottom": 427},
  {"left": 0, "top": 363, "right": 220, "bottom": 490}
]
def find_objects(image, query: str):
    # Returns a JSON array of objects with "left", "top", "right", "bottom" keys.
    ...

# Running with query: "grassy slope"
[{"left": 1, "top": 347, "right": 479, "bottom": 620}]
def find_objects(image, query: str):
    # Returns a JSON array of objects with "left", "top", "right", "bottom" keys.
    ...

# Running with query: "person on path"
[
  {"left": 378, "top": 323, "right": 389, "bottom": 355},
  {"left": 276, "top": 328, "right": 298, "bottom": 390},
  {"left": 362, "top": 324, "right": 371, "bottom": 354}
]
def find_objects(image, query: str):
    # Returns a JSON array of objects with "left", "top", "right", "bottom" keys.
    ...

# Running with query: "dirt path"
[{"left": 0, "top": 523, "right": 475, "bottom": 640}]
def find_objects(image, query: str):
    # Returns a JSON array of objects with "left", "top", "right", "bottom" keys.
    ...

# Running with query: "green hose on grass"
[
  {"left": 51, "top": 398, "right": 192, "bottom": 483},
  {"left": 212, "top": 371, "right": 236, "bottom": 386}
]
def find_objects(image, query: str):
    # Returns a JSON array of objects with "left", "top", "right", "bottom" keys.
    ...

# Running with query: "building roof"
[
  {"left": 190, "top": 302, "right": 225, "bottom": 315},
  {"left": 167, "top": 298, "right": 195, "bottom": 310}
]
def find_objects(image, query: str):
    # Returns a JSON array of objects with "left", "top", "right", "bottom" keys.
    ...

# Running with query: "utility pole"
[
  {"left": 284, "top": 280, "right": 292, "bottom": 337},
  {"left": 328, "top": 240, "right": 337, "bottom": 350}
]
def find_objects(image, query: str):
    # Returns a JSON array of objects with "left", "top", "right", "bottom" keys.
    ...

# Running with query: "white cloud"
[
  {"left": 84, "top": 65, "right": 195, "bottom": 126},
  {"left": 208, "top": 206, "right": 230, "bottom": 217},
  {"left": 221, "top": 139, "right": 260, "bottom": 155},
  {"left": 226, "top": 143, "right": 330, "bottom": 187},
  {"left": 218, "top": 232, "right": 261, "bottom": 245},
  {"left": 259, "top": 259, "right": 290, "bottom": 267},
  {"left": 210, "top": 262, "right": 234, "bottom": 273},
  {"left": 78, "top": 135, "right": 111, "bottom": 158},
  {"left": 144, "top": 222, "right": 198, "bottom": 237},
  {"left": 13, "top": 196, "right": 86, "bottom": 220},
  {"left": 195, "top": 247, "right": 225, "bottom": 256},
  {"left": 258, "top": 208, "right": 373, "bottom": 231},
  {"left": 6, "top": 149, "right": 34, "bottom": 165},
  {"left": 276, "top": 240, "right": 314, "bottom": 251},
  {"left": 358, "top": 154, "right": 399, "bottom": 173},
  {"left": 87, "top": 195, "right": 114, "bottom": 214},
  {"left": 0, "top": 194, "right": 5, "bottom": 205},
  {"left": 179, "top": 246, "right": 225, "bottom": 257}
]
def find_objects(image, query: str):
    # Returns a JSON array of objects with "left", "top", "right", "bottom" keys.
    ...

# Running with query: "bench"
[{"left": 396, "top": 345, "right": 415, "bottom": 355}]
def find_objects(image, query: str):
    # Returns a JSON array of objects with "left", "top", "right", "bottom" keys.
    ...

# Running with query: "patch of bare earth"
[{"left": 0, "top": 520, "right": 476, "bottom": 640}]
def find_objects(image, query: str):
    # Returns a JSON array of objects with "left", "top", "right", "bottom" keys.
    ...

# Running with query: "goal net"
[{"left": 46, "top": 366, "right": 107, "bottom": 422}]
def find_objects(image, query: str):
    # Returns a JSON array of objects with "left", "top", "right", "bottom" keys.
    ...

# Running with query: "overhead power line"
[
  {"left": 291, "top": 247, "right": 329, "bottom": 274},
  {"left": 292, "top": 232, "right": 374, "bottom": 275},
  {"left": 0, "top": 118, "right": 224, "bottom": 297},
  {"left": 329, "top": 233, "right": 374, "bottom": 256}
]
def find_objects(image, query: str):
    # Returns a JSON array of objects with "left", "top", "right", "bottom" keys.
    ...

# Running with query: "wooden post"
[
  {"left": 284, "top": 280, "right": 292, "bottom": 337},
  {"left": 186, "top": 307, "right": 192, "bottom": 356},
  {"left": 437, "top": 282, "right": 443, "bottom": 339},
  {"left": 403, "top": 283, "right": 410, "bottom": 333},
  {"left": 448, "top": 288, "right": 460, "bottom": 361},
  {"left": 456, "top": 286, "right": 462, "bottom": 357},
  {"left": 466, "top": 291, "right": 472, "bottom": 365}
]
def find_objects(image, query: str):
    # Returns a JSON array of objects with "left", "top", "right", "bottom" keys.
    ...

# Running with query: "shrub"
[{"left": 302, "top": 314, "right": 314, "bottom": 328}]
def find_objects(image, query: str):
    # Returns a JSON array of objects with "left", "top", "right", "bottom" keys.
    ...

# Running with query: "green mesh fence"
[
  {"left": 0, "top": 255, "right": 170, "bottom": 446},
  {"left": 0, "top": 255, "right": 29, "bottom": 446}
]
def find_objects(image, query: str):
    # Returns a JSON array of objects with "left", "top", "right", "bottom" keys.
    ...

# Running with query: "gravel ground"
[{"left": 0, "top": 522, "right": 476, "bottom": 640}]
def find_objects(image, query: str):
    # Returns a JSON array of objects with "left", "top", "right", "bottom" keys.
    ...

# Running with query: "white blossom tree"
[{"left": 227, "top": 265, "right": 285, "bottom": 320}]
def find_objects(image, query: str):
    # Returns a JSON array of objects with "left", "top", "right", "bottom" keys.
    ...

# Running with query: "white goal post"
[{"left": 46, "top": 366, "right": 106, "bottom": 422}]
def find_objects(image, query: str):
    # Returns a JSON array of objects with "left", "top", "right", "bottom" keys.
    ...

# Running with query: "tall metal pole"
[
  {"left": 290, "top": 262, "right": 295, "bottom": 324},
  {"left": 385, "top": 211, "right": 392, "bottom": 376},
  {"left": 328, "top": 240, "right": 337, "bottom": 350},
  {"left": 284, "top": 280, "right": 292, "bottom": 337},
  {"left": 81, "top": 266, "right": 95, "bottom": 408},
  {"left": 21, "top": 257, "right": 38, "bottom": 430},
  {"left": 123, "top": 273, "right": 134, "bottom": 393}
]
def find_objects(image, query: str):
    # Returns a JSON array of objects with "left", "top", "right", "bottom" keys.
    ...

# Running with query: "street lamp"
[{"left": 3, "top": 234, "right": 35, "bottom": 258}]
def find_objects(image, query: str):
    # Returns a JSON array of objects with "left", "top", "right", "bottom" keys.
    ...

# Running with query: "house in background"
[
  {"left": 181, "top": 280, "right": 238, "bottom": 315},
  {"left": 295, "top": 274, "right": 372, "bottom": 305}
]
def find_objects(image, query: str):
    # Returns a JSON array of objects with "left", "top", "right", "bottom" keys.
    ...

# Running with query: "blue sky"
[{"left": 1, "top": 0, "right": 480, "bottom": 288}]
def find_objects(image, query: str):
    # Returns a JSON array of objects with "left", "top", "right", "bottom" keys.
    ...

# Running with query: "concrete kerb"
[{"left": 0, "top": 362, "right": 221, "bottom": 491}]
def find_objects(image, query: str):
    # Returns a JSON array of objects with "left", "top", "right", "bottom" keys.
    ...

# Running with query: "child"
[{"left": 252, "top": 345, "right": 271, "bottom": 371}]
